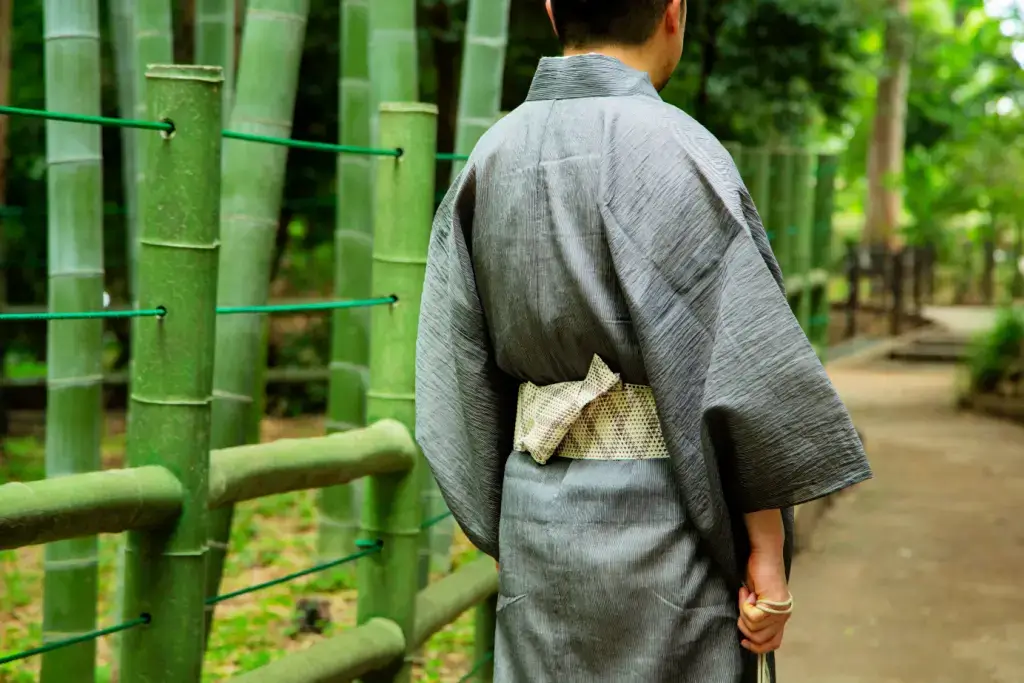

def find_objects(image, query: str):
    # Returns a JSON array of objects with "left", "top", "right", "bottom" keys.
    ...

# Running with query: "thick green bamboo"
[
  {"left": 791, "top": 150, "right": 815, "bottom": 331},
  {"left": 119, "top": 63, "right": 223, "bottom": 682},
  {"left": 0, "top": 466, "right": 182, "bottom": 550},
  {"left": 318, "top": 0, "right": 374, "bottom": 566},
  {"left": 740, "top": 146, "right": 771, "bottom": 236},
  {"left": 195, "top": 0, "right": 236, "bottom": 111},
  {"left": 205, "top": 0, "right": 311, "bottom": 639},
  {"left": 367, "top": 0, "right": 418, "bottom": 142},
  {"left": 473, "top": 594, "right": 498, "bottom": 682},
  {"left": 410, "top": 556, "right": 498, "bottom": 650},
  {"left": 129, "top": 0, "right": 173, "bottom": 301},
  {"left": 228, "top": 618, "right": 406, "bottom": 683},
  {"left": 208, "top": 419, "right": 417, "bottom": 508},
  {"left": 40, "top": 2, "right": 104, "bottom": 680},
  {"left": 425, "top": 0, "right": 513, "bottom": 577},
  {"left": 449, "top": 0, "right": 510, "bottom": 181},
  {"left": 356, "top": 102, "right": 437, "bottom": 683},
  {"left": 768, "top": 149, "right": 794, "bottom": 275}
]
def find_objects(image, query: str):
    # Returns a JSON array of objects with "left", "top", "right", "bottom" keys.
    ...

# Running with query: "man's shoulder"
[{"left": 618, "top": 99, "right": 733, "bottom": 163}]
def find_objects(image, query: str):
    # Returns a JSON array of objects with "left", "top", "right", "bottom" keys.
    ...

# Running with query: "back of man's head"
[{"left": 549, "top": 0, "right": 673, "bottom": 48}]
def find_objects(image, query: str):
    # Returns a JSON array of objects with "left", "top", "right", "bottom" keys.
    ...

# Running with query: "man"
[{"left": 415, "top": 1, "right": 872, "bottom": 681}]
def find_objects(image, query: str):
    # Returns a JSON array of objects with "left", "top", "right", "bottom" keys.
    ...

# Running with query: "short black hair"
[{"left": 550, "top": 0, "right": 673, "bottom": 48}]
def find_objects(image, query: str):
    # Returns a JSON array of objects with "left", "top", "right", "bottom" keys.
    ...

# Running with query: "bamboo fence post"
[
  {"left": 205, "top": 0, "right": 311, "bottom": 640},
  {"left": 107, "top": 0, "right": 136, "bottom": 293},
  {"left": 130, "top": 0, "right": 173, "bottom": 302},
  {"left": 365, "top": 0, "right": 428, "bottom": 584},
  {"left": 39, "top": 2, "right": 104, "bottom": 681},
  {"left": 318, "top": 0, "right": 374, "bottom": 567},
  {"left": 194, "top": 0, "right": 236, "bottom": 111},
  {"left": 791, "top": 149, "right": 815, "bottom": 333},
  {"left": 356, "top": 102, "right": 438, "bottom": 683},
  {"left": 119, "top": 63, "right": 223, "bottom": 682},
  {"left": 473, "top": 595, "right": 497, "bottom": 682},
  {"left": 812, "top": 154, "right": 839, "bottom": 357}
]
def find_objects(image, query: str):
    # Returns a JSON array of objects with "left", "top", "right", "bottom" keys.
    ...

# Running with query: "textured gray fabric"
[{"left": 415, "top": 54, "right": 872, "bottom": 683}]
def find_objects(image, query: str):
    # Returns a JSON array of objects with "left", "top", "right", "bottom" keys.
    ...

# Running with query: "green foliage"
[{"left": 967, "top": 307, "right": 1024, "bottom": 394}]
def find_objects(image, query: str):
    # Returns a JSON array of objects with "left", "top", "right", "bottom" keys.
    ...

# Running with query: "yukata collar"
[{"left": 525, "top": 53, "right": 663, "bottom": 102}]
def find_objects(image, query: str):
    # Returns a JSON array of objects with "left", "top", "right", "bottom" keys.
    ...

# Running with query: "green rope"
[
  {"left": 0, "top": 298, "right": 395, "bottom": 322},
  {"left": 0, "top": 308, "right": 165, "bottom": 322},
  {"left": 0, "top": 104, "right": 173, "bottom": 132},
  {"left": 0, "top": 614, "right": 151, "bottom": 666},
  {"left": 456, "top": 652, "right": 495, "bottom": 682},
  {"left": 222, "top": 129, "right": 400, "bottom": 158},
  {"left": 216, "top": 296, "right": 396, "bottom": 316},
  {"left": 436, "top": 152, "right": 470, "bottom": 162},
  {"left": 421, "top": 510, "right": 453, "bottom": 530},
  {"left": 205, "top": 543, "right": 382, "bottom": 606}
]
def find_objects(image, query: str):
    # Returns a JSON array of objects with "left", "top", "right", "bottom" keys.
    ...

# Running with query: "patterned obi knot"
[{"left": 512, "top": 354, "right": 670, "bottom": 465}]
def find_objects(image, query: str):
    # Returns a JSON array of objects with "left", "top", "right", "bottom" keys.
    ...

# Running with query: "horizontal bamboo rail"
[
  {"left": 208, "top": 418, "right": 416, "bottom": 508},
  {"left": 225, "top": 558, "right": 498, "bottom": 682},
  {"left": 411, "top": 556, "right": 498, "bottom": 650},
  {"left": 0, "top": 420, "right": 415, "bottom": 550},
  {"left": 229, "top": 618, "right": 406, "bottom": 683},
  {"left": 0, "top": 467, "right": 183, "bottom": 550}
]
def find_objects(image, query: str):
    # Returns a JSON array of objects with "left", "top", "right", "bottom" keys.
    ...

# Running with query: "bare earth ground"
[{"left": 780, "top": 361, "right": 1024, "bottom": 683}]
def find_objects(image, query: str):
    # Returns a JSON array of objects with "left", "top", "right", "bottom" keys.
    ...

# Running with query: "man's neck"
[{"left": 562, "top": 45, "right": 660, "bottom": 87}]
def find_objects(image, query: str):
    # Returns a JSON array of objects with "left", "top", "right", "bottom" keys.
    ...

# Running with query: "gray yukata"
[{"left": 415, "top": 54, "right": 872, "bottom": 683}]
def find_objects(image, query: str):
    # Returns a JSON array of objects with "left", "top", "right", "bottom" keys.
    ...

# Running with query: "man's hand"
[{"left": 737, "top": 548, "right": 792, "bottom": 654}]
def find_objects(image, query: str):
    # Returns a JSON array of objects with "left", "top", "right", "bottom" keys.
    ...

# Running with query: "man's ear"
[
  {"left": 545, "top": 0, "right": 559, "bottom": 37},
  {"left": 666, "top": 0, "right": 684, "bottom": 33}
]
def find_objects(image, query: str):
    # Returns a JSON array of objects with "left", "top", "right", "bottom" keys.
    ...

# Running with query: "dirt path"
[{"left": 779, "top": 361, "right": 1024, "bottom": 683}]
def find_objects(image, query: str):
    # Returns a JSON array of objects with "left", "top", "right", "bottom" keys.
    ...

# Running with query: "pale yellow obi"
[{"left": 512, "top": 354, "right": 669, "bottom": 464}]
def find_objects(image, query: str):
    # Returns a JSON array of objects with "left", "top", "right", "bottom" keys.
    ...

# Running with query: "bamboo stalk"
[
  {"left": 0, "top": 467, "right": 183, "bottom": 550},
  {"left": 768, "top": 149, "right": 794, "bottom": 273},
  {"left": 367, "top": 0, "right": 419, "bottom": 140},
  {"left": 473, "top": 594, "right": 498, "bottom": 682},
  {"left": 791, "top": 150, "right": 815, "bottom": 332},
  {"left": 208, "top": 419, "right": 416, "bottom": 508},
  {"left": 812, "top": 154, "right": 839, "bottom": 357},
  {"left": 426, "top": 0, "right": 513, "bottom": 578},
  {"left": 357, "top": 102, "right": 437, "bottom": 683},
  {"left": 228, "top": 618, "right": 405, "bottom": 683},
  {"left": 194, "top": 0, "right": 236, "bottom": 111},
  {"left": 205, "top": 0, "right": 311, "bottom": 640},
  {"left": 449, "top": 0, "right": 510, "bottom": 181},
  {"left": 40, "top": 2, "right": 104, "bottom": 680},
  {"left": 107, "top": 0, "right": 136, "bottom": 301},
  {"left": 741, "top": 146, "right": 772, "bottom": 232},
  {"left": 130, "top": 0, "right": 173, "bottom": 301},
  {"left": 119, "top": 63, "right": 223, "bottom": 682},
  {"left": 318, "top": 0, "right": 374, "bottom": 568}
]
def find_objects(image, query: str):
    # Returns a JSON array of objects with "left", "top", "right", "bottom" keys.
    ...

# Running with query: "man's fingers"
[
  {"left": 737, "top": 617, "right": 783, "bottom": 645},
  {"left": 741, "top": 630, "right": 784, "bottom": 655},
  {"left": 738, "top": 602, "right": 789, "bottom": 632}
]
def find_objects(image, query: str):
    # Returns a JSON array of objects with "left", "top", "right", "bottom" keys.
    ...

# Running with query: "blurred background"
[{"left": 1, "top": 0, "right": 1023, "bottom": 681}]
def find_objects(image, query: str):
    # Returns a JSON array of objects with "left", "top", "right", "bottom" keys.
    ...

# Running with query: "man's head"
[{"left": 544, "top": 0, "right": 686, "bottom": 90}]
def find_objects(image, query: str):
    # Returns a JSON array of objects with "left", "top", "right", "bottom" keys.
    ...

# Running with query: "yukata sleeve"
[
  {"left": 415, "top": 169, "right": 516, "bottom": 560},
  {"left": 602, "top": 130, "right": 871, "bottom": 531},
  {"left": 699, "top": 191, "right": 873, "bottom": 513}
]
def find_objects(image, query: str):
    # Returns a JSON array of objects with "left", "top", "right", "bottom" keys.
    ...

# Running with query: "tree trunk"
[
  {"left": 40, "top": 2, "right": 104, "bottom": 682},
  {"left": 864, "top": 0, "right": 911, "bottom": 249},
  {"left": 204, "top": 0, "right": 311, "bottom": 644}
]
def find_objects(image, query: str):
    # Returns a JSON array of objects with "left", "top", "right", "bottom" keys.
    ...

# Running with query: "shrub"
[{"left": 967, "top": 307, "right": 1024, "bottom": 394}]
